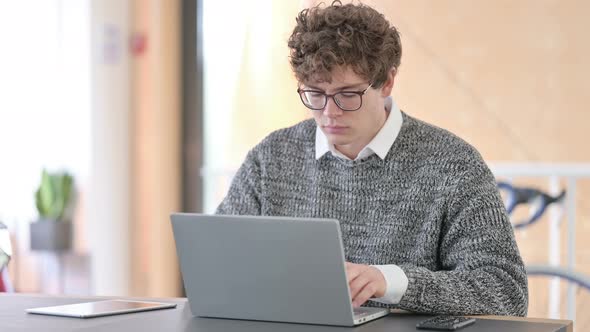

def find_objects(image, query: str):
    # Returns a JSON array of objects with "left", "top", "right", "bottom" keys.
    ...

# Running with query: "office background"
[{"left": 0, "top": 0, "right": 588, "bottom": 331}]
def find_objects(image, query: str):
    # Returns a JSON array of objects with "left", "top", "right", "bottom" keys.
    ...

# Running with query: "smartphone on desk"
[{"left": 416, "top": 315, "right": 476, "bottom": 331}]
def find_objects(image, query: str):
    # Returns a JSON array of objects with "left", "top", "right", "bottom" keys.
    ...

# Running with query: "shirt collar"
[{"left": 315, "top": 96, "right": 403, "bottom": 161}]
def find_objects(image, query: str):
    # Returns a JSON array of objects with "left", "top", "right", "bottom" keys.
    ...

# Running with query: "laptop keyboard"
[{"left": 353, "top": 307, "right": 375, "bottom": 318}]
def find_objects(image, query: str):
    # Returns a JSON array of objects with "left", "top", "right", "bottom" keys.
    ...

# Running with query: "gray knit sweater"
[{"left": 216, "top": 112, "right": 528, "bottom": 316}]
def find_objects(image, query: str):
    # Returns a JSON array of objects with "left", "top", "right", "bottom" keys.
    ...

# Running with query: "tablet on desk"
[{"left": 26, "top": 300, "right": 177, "bottom": 318}]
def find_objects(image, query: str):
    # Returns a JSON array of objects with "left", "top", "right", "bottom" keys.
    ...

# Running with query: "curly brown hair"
[{"left": 288, "top": 1, "right": 402, "bottom": 88}]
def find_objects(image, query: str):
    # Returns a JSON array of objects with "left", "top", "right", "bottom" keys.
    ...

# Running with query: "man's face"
[{"left": 301, "top": 67, "right": 393, "bottom": 158}]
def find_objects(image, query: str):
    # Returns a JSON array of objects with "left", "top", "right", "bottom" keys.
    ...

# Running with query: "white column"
[
  {"left": 548, "top": 176, "right": 561, "bottom": 318},
  {"left": 566, "top": 178, "right": 577, "bottom": 321},
  {"left": 87, "top": 0, "right": 131, "bottom": 296}
]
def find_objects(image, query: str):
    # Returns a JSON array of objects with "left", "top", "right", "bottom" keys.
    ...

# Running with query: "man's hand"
[{"left": 345, "top": 262, "right": 387, "bottom": 308}]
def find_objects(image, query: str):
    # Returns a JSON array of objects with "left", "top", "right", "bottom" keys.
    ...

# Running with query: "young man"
[{"left": 216, "top": 1, "right": 528, "bottom": 316}]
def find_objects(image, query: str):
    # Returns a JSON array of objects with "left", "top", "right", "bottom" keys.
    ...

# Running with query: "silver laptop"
[{"left": 170, "top": 213, "right": 390, "bottom": 326}]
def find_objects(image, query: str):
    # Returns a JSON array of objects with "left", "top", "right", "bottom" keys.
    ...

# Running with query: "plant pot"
[{"left": 30, "top": 219, "right": 72, "bottom": 251}]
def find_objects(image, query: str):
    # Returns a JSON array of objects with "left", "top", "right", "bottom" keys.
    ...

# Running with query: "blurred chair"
[
  {"left": 497, "top": 181, "right": 566, "bottom": 229},
  {"left": 526, "top": 265, "right": 590, "bottom": 290}
]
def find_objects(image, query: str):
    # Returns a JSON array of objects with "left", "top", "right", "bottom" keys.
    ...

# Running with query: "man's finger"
[
  {"left": 345, "top": 262, "right": 364, "bottom": 284},
  {"left": 348, "top": 274, "right": 370, "bottom": 300},
  {"left": 352, "top": 282, "right": 378, "bottom": 308}
]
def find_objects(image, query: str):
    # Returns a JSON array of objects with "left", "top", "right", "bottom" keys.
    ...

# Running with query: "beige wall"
[{"left": 367, "top": 0, "right": 589, "bottom": 163}]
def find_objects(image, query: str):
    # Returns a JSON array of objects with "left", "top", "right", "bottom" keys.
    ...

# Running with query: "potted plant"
[{"left": 30, "top": 170, "right": 76, "bottom": 251}]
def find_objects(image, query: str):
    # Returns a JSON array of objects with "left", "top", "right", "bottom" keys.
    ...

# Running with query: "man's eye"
[{"left": 339, "top": 92, "right": 357, "bottom": 98}]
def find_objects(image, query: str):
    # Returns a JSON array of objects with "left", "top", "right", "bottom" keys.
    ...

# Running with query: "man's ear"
[{"left": 380, "top": 67, "right": 396, "bottom": 97}]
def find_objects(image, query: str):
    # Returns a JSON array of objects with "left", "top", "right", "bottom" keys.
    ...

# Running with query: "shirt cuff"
[{"left": 371, "top": 264, "right": 408, "bottom": 305}]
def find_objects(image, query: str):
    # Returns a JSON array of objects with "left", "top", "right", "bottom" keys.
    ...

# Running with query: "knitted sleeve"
[
  {"left": 215, "top": 149, "right": 262, "bottom": 216},
  {"left": 397, "top": 160, "right": 529, "bottom": 316}
]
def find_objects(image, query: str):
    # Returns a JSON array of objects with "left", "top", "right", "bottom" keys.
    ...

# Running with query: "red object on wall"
[{"left": 130, "top": 32, "right": 148, "bottom": 56}]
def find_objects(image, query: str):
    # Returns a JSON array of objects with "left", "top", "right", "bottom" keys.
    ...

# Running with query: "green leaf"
[{"left": 34, "top": 169, "right": 76, "bottom": 221}]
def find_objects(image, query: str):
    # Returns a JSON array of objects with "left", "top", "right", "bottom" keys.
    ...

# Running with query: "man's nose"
[{"left": 323, "top": 97, "right": 343, "bottom": 118}]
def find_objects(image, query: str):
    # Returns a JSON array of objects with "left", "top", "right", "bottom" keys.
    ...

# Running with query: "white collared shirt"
[
  {"left": 315, "top": 96, "right": 403, "bottom": 161},
  {"left": 315, "top": 96, "right": 409, "bottom": 305}
]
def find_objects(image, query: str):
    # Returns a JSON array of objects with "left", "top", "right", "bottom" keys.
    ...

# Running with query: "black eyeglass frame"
[{"left": 296, "top": 83, "right": 373, "bottom": 112}]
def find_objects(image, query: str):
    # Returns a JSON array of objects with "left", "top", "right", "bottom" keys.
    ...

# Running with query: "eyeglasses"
[{"left": 297, "top": 83, "right": 372, "bottom": 112}]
